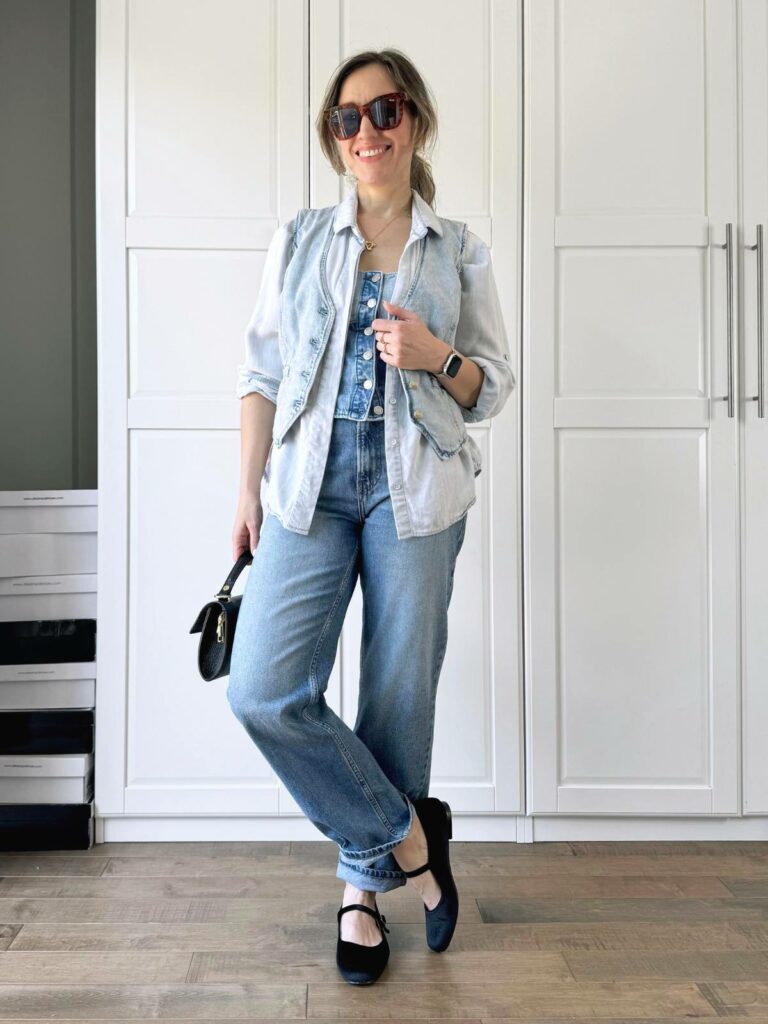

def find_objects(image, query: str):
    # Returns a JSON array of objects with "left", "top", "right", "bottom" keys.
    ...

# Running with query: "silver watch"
[{"left": 440, "top": 347, "right": 463, "bottom": 379}]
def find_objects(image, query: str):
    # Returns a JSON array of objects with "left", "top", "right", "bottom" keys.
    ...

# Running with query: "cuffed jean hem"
[
  {"left": 335, "top": 859, "right": 408, "bottom": 893},
  {"left": 334, "top": 793, "right": 415, "bottom": 892}
]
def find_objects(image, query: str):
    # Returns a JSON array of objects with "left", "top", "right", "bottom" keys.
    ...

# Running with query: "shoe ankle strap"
[
  {"left": 337, "top": 902, "right": 390, "bottom": 933},
  {"left": 403, "top": 861, "right": 431, "bottom": 878}
]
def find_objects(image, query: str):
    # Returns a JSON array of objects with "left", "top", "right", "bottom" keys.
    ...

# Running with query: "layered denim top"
[
  {"left": 334, "top": 270, "right": 397, "bottom": 420},
  {"left": 236, "top": 181, "right": 516, "bottom": 540}
]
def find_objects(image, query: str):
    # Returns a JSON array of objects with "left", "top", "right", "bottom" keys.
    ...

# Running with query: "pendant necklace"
[{"left": 358, "top": 201, "right": 411, "bottom": 251}]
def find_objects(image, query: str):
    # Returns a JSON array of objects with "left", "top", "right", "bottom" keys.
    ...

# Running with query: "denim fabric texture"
[
  {"left": 227, "top": 412, "right": 468, "bottom": 892},
  {"left": 236, "top": 179, "right": 516, "bottom": 540},
  {"left": 334, "top": 271, "right": 397, "bottom": 421}
]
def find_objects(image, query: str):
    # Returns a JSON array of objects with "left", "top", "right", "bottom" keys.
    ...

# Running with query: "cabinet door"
[
  {"left": 740, "top": 0, "right": 768, "bottom": 814},
  {"left": 525, "top": 0, "right": 740, "bottom": 815},
  {"left": 95, "top": 0, "right": 306, "bottom": 815}
]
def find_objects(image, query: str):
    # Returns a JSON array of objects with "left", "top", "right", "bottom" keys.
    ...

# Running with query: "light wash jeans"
[{"left": 226, "top": 415, "right": 468, "bottom": 892}]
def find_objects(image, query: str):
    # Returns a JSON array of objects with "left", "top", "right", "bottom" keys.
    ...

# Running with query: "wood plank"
[
  {"left": 7, "top": 919, "right": 756, "bottom": 953},
  {"left": 306, "top": 980, "right": 717, "bottom": 1018},
  {"left": 0, "top": 984, "right": 306, "bottom": 1019},
  {"left": 0, "top": 873, "right": 735, "bottom": 900}
]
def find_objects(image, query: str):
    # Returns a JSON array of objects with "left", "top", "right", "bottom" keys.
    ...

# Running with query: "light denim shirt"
[{"left": 236, "top": 181, "right": 516, "bottom": 540}]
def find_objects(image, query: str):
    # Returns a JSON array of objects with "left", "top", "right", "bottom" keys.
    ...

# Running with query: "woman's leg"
[
  {"left": 335, "top": 491, "right": 469, "bottom": 893},
  {"left": 226, "top": 505, "right": 415, "bottom": 885}
]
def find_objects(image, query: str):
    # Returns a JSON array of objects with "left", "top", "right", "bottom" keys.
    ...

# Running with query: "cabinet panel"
[
  {"left": 525, "top": 0, "right": 740, "bottom": 815},
  {"left": 96, "top": 0, "right": 306, "bottom": 815},
  {"left": 739, "top": 0, "right": 768, "bottom": 814}
]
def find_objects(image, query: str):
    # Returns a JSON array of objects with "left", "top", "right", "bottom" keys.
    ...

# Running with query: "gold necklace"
[{"left": 358, "top": 201, "right": 411, "bottom": 251}]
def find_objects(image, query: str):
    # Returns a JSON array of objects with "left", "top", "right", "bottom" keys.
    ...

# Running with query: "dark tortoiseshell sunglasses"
[{"left": 324, "top": 91, "right": 413, "bottom": 141}]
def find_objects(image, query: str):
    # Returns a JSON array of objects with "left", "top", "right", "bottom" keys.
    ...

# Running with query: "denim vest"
[
  {"left": 275, "top": 195, "right": 469, "bottom": 459},
  {"left": 238, "top": 181, "right": 516, "bottom": 540}
]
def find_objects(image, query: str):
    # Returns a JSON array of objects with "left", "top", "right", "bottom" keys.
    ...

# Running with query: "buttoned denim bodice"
[
  {"left": 236, "top": 182, "right": 516, "bottom": 540},
  {"left": 334, "top": 270, "right": 397, "bottom": 420}
]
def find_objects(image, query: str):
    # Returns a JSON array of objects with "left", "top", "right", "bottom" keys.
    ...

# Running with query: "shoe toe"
[{"left": 336, "top": 937, "right": 389, "bottom": 984}]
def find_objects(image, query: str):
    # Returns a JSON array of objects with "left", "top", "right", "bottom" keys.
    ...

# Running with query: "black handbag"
[{"left": 189, "top": 550, "right": 253, "bottom": 681}]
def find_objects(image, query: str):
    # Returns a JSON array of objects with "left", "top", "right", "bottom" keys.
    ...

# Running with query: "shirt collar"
[{"left": 332, "top": 180, "right": 444, "bottom": 239}]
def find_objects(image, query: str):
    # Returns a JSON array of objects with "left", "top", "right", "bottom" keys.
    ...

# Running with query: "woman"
[{"left": 227, "top": 48, "right": 515, "bottom": 985}]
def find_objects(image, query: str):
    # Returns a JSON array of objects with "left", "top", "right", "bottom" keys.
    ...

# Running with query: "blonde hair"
[{"left": 315, "top": 48, "right": 439, "bottom": 208}]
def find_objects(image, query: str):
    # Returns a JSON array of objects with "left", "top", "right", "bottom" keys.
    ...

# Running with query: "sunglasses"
[{"left": 324, "top": 91, "right": 412, "bottom": 141}]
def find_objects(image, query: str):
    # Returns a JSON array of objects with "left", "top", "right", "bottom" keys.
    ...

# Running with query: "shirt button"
[
  {"left": 363, "top": 350, "right": 373, "bottom": 359},
  {"left": 393, "top": 482, "right": 402, "bottom": 489},
  {"left": 367, "top": 298, "right": 376, "bottom": 308},
  {"left": 363, "top": 380, "right": 373, "bottom": 389},
  {"left": 372, "top": 273, "right": 381, "bottom": 282},
  {"left": 373, "top": 405, "right": 384, "bottom": 415},
  {"left": 389, "top": 397, "right": 397, "bottom": 405},
  {"left": 390, "top": 439, "right": 398, "bottom": 447},
  {"left": 364, "top": 327, "right": 373, "bottom": 336}
]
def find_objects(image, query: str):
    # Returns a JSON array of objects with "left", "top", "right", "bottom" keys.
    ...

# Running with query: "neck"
[{"left": 355, "top": 179, "right": 412, "bottom": 221}]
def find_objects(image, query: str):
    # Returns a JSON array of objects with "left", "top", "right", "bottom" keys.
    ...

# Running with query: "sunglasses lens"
[
  {"left": 370, "top": 94, "right": 401, "bottom": 129},
  {"left": 329, "top": 106, "right": 359, "bottom": 140}
]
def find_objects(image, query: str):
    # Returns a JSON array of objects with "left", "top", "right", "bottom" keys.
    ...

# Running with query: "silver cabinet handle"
[
  {"left": 718, "top": 223, "right": 735, "bottom": 418},
  {"left": 747, "top": 224, "right": 765, "bottom": 418}
]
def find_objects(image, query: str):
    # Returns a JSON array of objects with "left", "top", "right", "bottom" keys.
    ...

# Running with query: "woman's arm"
[
  {"left": 239, "top": 392, "right": 276, "bottom": 499},
  {"left": 439, "top": 228, "right": 517, "bottom": 423}
]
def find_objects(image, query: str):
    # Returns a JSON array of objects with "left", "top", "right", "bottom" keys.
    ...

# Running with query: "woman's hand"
[
  {"left": 373, "top": 300, "right": 453, "bottom": 373},
  {"left": 233, "top": 493, "right": 264, "bottom": 561}
]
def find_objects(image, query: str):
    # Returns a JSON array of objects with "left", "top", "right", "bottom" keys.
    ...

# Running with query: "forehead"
[{"left": 338, "top": 64, "right": 397, "bottom": 103}]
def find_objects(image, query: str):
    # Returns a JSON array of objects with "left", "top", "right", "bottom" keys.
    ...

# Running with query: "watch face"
[{"left": 445, "top": 353, "right": 462, "bottom": 378}]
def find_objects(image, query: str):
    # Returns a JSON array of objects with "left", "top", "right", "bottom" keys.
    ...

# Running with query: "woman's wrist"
[{"left": 428, "top": 337, "right": 454, "bottom": 374}]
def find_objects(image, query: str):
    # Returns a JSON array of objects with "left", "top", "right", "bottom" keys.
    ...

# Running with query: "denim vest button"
[
  {"left": 373, "top": 405, "right": 384, "bottom": 415},
  {"left": 363, "top": 380, "right": 373, "bottom": 389},
  {"left": 372, "top": 273, "right": 381, "bottom": 282},
  {"left": 413, "top": 409, "right": 423, "bottom": 419},
  {"left": 366, "top": 298, "right": 376, "bottom": 308},
  {"left": 364, "top": 327, "right": 373, "bottom": 336},
  {"left": 363, "top": 350, "right": 373, "bottom": 359}
]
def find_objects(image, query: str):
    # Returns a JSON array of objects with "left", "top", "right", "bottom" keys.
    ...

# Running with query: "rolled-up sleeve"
[
  {"left": 236, "top": 217, "right": 298, "bottom": 403},
  {"left": 453, "top": 228, "right": 516, "bottom": 423}
]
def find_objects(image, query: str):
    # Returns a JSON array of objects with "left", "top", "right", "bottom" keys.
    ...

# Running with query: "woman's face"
[{"left": 335, "top": 64, "right": 415, "bottom": 188}]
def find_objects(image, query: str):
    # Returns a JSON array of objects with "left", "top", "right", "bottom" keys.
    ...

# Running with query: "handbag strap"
[{"left": 215, "top": 550, "right": 253, "bottom": 601}]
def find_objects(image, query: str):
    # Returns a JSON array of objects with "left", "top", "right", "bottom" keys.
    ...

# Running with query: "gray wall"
[{"left": 0, "top": 0, "right": 96, "bottom": 491}]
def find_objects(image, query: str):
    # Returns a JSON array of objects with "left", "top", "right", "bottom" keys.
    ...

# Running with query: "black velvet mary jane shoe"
[
  {"left": 404, "top": 797, "right": 459, "bottom": 953},
  {"left": 336, "top": 902, "right": 391, "bottom": 985}
]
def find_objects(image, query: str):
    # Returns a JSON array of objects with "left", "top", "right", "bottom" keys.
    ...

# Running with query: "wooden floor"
[{"left": 2, "top": 838, "right": 768, "bottom": 1019}]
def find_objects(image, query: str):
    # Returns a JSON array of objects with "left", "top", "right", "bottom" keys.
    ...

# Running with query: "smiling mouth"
[{"left": 356, "top": 145, "right": 391, "bottom": 157}]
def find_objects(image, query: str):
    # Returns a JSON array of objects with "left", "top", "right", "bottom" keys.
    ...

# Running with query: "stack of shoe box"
[{"left": 0, "top": 491, "right": 97, "bottom": 850}]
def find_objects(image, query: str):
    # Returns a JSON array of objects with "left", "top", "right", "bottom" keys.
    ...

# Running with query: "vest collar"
[{"left": 332, "top": 179, "right": 444, "bottom": 239}]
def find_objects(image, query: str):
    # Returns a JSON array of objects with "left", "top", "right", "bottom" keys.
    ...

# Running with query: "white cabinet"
[
  {"left": 739, "top": 0, "right": 768, "bottom": 815},
  {"left": 95, "top": 0, "right": 522, "bottom": 834},
  {"left": 525, "top": 0, "right": 767, "bottom": 820}
]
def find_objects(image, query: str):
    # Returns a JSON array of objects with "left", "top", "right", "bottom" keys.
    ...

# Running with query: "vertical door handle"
[
  {"left": 718, "top": 223, "right": 735, "bottom": 418},
  {"left": 747, "top": 224, "right": 765, "bottom": 418}
]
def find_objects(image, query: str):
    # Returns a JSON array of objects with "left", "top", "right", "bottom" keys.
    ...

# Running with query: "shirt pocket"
[{"left": 407, "top": 371, "right": 468, "bottom": 459}]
